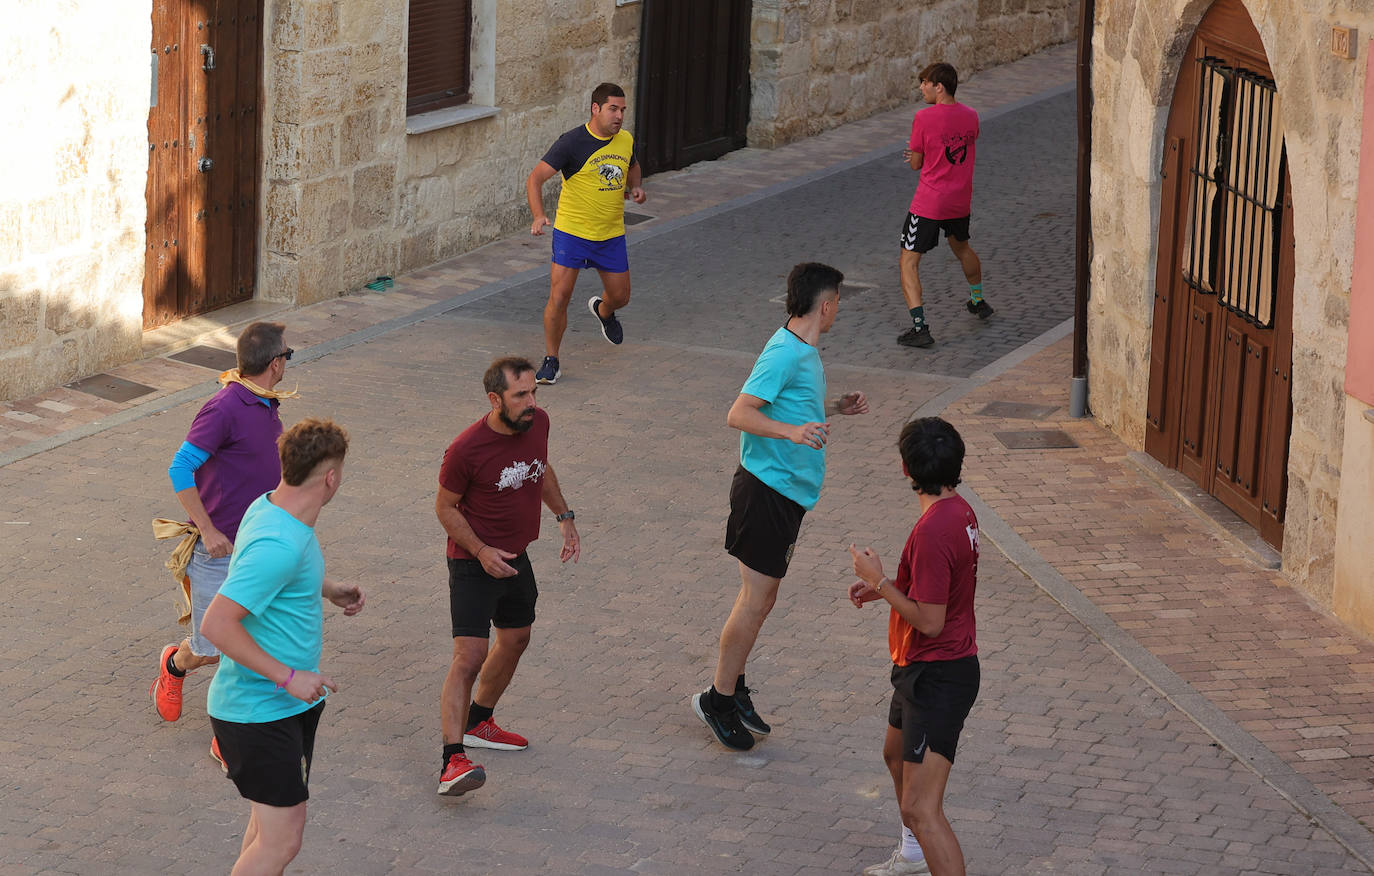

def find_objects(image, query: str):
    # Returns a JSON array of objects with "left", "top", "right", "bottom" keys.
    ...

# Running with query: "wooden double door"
[
  {"left": 1145, "top": 0, "right": 1293, "bottom": 548},
  {"left": 144, "top": 0, "right": 263, "bottom": 329}
]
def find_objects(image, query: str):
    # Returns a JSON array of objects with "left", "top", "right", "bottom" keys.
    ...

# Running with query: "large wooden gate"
[
  {"left": 1145, "top": 0, "right": 1293, "bottom": 548},
  {"left": 144, "top": 0, "right": 263, "bottom": 329},
  {"left": 634, "top": 0, "right": 752, "bottom": 175}
]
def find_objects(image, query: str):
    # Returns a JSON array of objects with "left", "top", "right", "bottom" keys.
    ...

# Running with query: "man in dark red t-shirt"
[
  {"left": 433, "top": 356, "right": 580, "bottom": 798},
  {"left": 849, "top": 417, "right": 980, "bottom": 876}
]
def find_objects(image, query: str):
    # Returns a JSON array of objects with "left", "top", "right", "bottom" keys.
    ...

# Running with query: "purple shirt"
[{"left": 184, "top": 383, "right": 283, "bottom": 541}]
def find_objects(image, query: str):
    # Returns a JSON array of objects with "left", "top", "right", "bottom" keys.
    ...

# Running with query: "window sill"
[{"left": 406, "top": 104, "right": 499, "bottom": 135}]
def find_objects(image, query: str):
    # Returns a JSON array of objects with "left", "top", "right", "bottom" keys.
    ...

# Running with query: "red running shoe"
[
  {"left": 210, "top": 737, "right": 227, "bottom": 774},
  {"left": 437, "top": 753, "right": 486, "bottom": 796},
  {"left": 149, "top": 644, "right": 184, "bottom": 722},
  {"left": 463, "top": 718, "right": 528, "bottom": 751}
]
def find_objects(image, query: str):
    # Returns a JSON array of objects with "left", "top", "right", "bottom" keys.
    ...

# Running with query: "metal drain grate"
[
  {"left": 977, "top": 401, "right": 1060, "bottom": 420},
  {"left": 65, "top": 374, "right": 156, "bottom": 403},
  {"left": 167, "top": 345, "right": 238, "bottom": 371},
  {"left": 994, "top": 429, "right": 1078, "bottom": 450},
  {"left": 623, "top": 212, "right": 654, "bottom": 225}
]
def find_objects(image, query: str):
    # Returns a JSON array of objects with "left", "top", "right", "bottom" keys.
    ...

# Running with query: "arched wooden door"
[{"left": 1144, "top": 0, "right": 1293, "bottom": 548}]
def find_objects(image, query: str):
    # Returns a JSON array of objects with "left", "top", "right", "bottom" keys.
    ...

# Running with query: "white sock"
[{"left": 901, "top": 825, "right": 924, "bottom": 862}]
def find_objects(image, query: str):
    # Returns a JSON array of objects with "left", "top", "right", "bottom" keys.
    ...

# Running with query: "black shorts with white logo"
[
  {"left": 724, "top": 465, "right": 806, "bottom": 579},
  {"left": 448, "top": 552, "right": 538, "bottom": 638},
  {"left": 900, "top": 212, "right": 971, "bottom": 254},
  {"left": 888, "top": 655, "right": 980, "bottom": 764},
  {"left": 211, "top": 701, "right": 325, "bottom": 807}
]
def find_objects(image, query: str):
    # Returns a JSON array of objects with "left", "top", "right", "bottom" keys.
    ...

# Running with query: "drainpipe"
[{"left": 1070, "top": 0, "right": 1093, "bottom": 418}]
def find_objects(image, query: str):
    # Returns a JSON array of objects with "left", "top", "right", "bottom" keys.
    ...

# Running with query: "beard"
[{"left": 500, "top": 405, "right": 535, "bottom": 433}]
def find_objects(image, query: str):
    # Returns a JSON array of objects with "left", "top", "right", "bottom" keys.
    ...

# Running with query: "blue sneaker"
[
  {"left": 535, "top": 355, "right": 560, "bottom": 385},
  {"left": 588, "top": 296, "right": 624, "bottom": 345}
]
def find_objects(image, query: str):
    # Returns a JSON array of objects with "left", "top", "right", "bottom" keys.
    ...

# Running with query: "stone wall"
[
  {"left": 1085, "top": 0, "right": 1374, "bottom": 608},
  {"left": 748, "top": 0, "right": 1078, "bottom": 147},
  {"left": 0, "top": 2, "right": 148, "bottom": 402}
]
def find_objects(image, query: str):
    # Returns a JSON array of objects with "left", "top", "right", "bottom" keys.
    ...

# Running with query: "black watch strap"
[{"left": 555, "top": 509, "right": 575, "bottom": 522}]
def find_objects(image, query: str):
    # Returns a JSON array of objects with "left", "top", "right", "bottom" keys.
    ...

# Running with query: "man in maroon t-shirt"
[
  {"left": 433, "top": 356, "right": 580, "bottom": 797},
  {"left": 849, "top": 417, "right": 980, "bottom": 876}
]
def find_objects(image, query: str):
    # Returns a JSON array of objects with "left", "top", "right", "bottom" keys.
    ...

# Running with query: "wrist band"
[{"left": 276, "top": 668, "right": 295, "bottom": 690}]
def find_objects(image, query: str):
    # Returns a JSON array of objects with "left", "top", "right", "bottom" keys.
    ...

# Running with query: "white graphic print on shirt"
[{"left": 495, "top": 459, "right": 547, "bottom": 491}]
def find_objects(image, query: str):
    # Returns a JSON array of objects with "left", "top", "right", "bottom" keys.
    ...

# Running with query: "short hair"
[
  {"left": 237, "top": 321, "right": 287, "bottom": 376},
  {"left": 483, "top": 356, "right": 535, "bottom": 396},
  {"left": 918, "top": 62, "right": 959, "bottom": 96},
  {"left": 278, "top": 418, "right": 349, "bottom": 487},
  {"left": 591, "top": 82, "right": 625, "bottom": 108},
  {"left": 899, "top": 417, "right": 965, "bottom": 495},
  {"left": 784, "top": 262, "right": 844, "bottom": 318}
]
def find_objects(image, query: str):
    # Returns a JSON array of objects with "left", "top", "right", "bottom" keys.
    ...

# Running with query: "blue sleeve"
[
  {"left": 168, "top": 441, "right": 211, "bottom": 492},
  {"left": 740, "top": 341, "right": 794, "bottom": 405},
  {"left": 220, "top": 535, "right": 296, "bottom": 615}
]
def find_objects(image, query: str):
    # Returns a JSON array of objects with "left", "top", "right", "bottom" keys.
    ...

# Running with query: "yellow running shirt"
[{"left": 542, "top": 124, "right": 637, "bottom": 242}]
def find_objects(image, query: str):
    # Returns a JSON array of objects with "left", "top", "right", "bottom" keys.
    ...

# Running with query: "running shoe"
[
  {"left": 863, "top": 848, "right": 930, "bottom": 875},
  {"left": 463, "top": 718, "right": 529, "bottom": 751},
  {"left": 966, "top": 298, "right": 995, "bottom": 319},
  {"left": 897, "top": 325, "right": 935, "bottom": 348},
  {"left": 691, "top": 690, "right": 754, "bottom": 751},
  {"left": 150, "top": 643, "right": 184, "bottom": 722},
  {"left": 733, "top": 685, "right": 771, "bottom": 736},
  {"left": 209, "top": 736, "right": 228, "bottom": 774},
  {"left": 588, "top": 296, "right": 624, "bottom": 345},
  {"left": 437, "top": 752, "right": 487, "bottom": 797},
  {"left": 535, "top": 355, "right": 560, "bottom": 385}
]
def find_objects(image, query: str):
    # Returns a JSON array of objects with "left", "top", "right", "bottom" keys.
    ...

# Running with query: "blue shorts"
[{"left": 551, "top": 229, "right": 629, "bottom": 274}]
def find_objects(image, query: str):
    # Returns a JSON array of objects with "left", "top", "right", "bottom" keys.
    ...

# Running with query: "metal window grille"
[{"left": 1181, "top": 57, "right": 1284, "bottom": 328}]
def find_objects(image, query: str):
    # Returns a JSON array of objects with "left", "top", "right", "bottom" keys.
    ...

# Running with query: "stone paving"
[{"left": 2, "top": 41, "right": 1373, "bottom": 875}]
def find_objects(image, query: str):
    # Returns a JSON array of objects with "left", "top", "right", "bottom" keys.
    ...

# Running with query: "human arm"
[
  {"left": 322, "top": 577, "right": 365, "bottom": 616},
  {"left": 540, "top": 463, "right": 580, "bottom": 563},
  {"left": 201, "top": 593, "right": 337, "bottom": 703},
  {"left": 169, "top": 440, "right": 233, "bottom": 557},
  {"left": 831, "top": 391, "right": 869, "bottom": 415},
  {"left": 435, "top": 485, "right": 519, "bottom": 578},
  {"left": 625, "top": 161, "right": 645, "bottom": 204},
  {"left": 903, "top": 148, "right": 924, "bottom": 171},
  {"left": 847, "top": 544, "right": 947, "bottom": 637},
  {"left": 526, "top": 160, "right": 558, "bottom": 234},
  {"left": 726, "top": 393, "right": 829, "bottom": 450}
]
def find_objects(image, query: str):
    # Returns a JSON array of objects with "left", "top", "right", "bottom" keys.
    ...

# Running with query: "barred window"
[{"left": 1181, "top": 57, "right": 1284, "bottom": 327}]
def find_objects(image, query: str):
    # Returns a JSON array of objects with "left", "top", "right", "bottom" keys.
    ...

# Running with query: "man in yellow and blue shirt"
[{"left": 525, "top": 82, "right": 646, "bottom": 384}]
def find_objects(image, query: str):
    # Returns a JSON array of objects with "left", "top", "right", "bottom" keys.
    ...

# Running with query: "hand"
[
  {"left": 848, "top": 579, "right": 881, "bottom": 607},
  {"left": 201, "top": 527, "right": 233, "bottom": 558},
  {"left": 559, "top": 520, "right": 580, "bottom": 564},
  {"left": 790, "top": 421, "right": 830, "bottom": 449},
  {"left": 531, "top": 216, "right": 551, "bottom": 236},
  {"left": 285, "top": 668, "right": 336, "bottom": 704},
  {"left": 902, "top": 148, "right": 913, "bottom": 162},
  {"left": 477, "top": 545, "right": 519, "bottom": 578},
  {"left": 327, "top": 581, "right": 365, "bottom": 616},
  {"left": 626, "top": 186, "right": 646, "bottom": 204},
  {"left": 836, "top": 391, "right": 869, "bottom": 416},
  {"left": 849, "top": 543, "right": 885, "bottom": 586}
]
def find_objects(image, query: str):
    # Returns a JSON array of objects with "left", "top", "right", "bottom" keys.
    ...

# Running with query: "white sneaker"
[{"left": 862, "top": 847, "right": 930, "bottom": 876}]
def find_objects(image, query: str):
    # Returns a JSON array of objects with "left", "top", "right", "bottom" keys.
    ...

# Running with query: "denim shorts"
[{"left": 187, "top": 540, "right": 231, "bottom": 656}]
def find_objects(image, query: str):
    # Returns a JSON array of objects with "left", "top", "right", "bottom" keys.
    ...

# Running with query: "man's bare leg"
[
  {"left": 899, "top": 249, "right": 925, "bottom": 310},
  {"left": 900, "top": 753, "right": 964, "bottom": 876},
  {"left": 712, "top": 562, "right": 782, "bottom": 697},
  {"left": 471, "top": 626, "right": 531, "bottom": 712},
  {"left": 230, "top": 801, "right": 307, "bottom": 876},
  {"left": 543, "top": 264, "right": 580, "bottom": 358},
  {"left": 173, "top": 638, "right": 219, "bottom": 673},
  {"left": 593, "top": 269, "right": 631, "bottom": 317},
  {"left": 440, "top": 636, "right": 489, "bottom": 744},
  {"left": 946, "top": 238, "right": 982, "bottom": 287}
]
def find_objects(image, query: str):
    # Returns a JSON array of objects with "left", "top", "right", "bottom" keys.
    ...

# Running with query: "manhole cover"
[
  {"left": 65, "top": 374, "right": 156, "bottom": 403},
  {"left": 995, "top": 429, "right": 1078, "bottom": 449},
  {"left": 977, "top": 401, "right": 1060, "bottom": 420},
  {"left": 624, "top": 212, "right": 654, "bottom": 225},
  {"left": 167, "top": 345, "right": 238, "bottom": 371}
]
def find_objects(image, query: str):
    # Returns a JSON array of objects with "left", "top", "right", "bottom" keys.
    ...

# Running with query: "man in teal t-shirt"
[
  {"left": 692, "top": 262, "right": 870, "bottom": 751},
  {"left": 201, "top": 418, "right": 365, "bottom": 875}
]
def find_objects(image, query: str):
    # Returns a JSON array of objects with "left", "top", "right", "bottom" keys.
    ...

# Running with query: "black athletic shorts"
[
  {"left": 900, "top": 212, "right": 971, "bottom": 254},
  {"left": 448, "top": 552, "right": 538, "bottom": 638},
  {"left": 210, "top": 701, "right": 325, "bottom": 807},
  {"left": 724, "top": 465, "right": 805, "bottom": 579},
  {"left": 888, "top": 655, "right": 980, "bottom": 764}
]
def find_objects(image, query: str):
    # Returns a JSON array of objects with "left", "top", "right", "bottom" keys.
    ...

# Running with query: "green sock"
[
  {"left": 909, "top": 306, "right": 925, "bottom": 328},
  {"left": 969, "top": 284, "right": 984, "bottom": 304}
]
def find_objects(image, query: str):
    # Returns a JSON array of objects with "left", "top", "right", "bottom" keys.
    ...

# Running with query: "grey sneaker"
[
  {"left": 897, "top": 325, "right": 934, "bottom": 348},
  {"left": 862, "top": 847, "right": 930, "bottom": 876}
]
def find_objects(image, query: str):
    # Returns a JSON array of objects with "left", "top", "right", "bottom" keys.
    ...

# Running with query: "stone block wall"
[
  {"left": 748, "top": 0, "right": 1077, "bottom": 147},
  {"left": 0, "top": 2, "right": 148, "bottom": 402},
  {"left": 1085, "top": 0, "right": 1374, "bottom": 609}
]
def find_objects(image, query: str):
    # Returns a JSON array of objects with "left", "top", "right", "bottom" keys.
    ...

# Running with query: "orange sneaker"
[
  {"left": 149, "top": 644, "right": 184, "bottom": 722},
  {"left": 437, "top": 752, "right": 486, "bottom": 796},
  {"left": 210, "top": 736, "right": 227, "bottom": 774},
  {"left": 463, "top": 718, "right": 528, "bottom": 751}
]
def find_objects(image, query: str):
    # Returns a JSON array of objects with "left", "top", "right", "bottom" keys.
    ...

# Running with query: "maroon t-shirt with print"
[{"left": 439, "top": 408, "right": 550, "bottom": 560}]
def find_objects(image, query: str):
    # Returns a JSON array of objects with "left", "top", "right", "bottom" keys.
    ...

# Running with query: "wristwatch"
[{"left": 555, "top": 509, "right": 575, "bottom": 522}]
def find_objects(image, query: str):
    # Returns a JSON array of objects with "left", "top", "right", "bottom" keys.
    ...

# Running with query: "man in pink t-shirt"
[{"left": 897, "top": 63, "right": 993, "bottom": 350}]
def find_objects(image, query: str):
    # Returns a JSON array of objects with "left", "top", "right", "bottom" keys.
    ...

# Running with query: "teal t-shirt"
[
  {"left": 207, "top": 493, "right": 325, "bottom": 723},
  {"left": 739, "top": 326, "right": 828, "bottom": 510}
]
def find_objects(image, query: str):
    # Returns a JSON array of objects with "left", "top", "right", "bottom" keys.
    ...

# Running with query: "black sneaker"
[
  {"left": 733, "top": 685, "right": 771, "bottom": 736},
  {"left": 897, "top": 325, "right": 934, "bottom": 348},
  {"left": 966, "top": 298, "right": 994, "bottom": 319},
  {"left": 691, "top": 690, "right": 754, "bottom": 750},
  {"left": 588, "top": 296, "right": 624, "bottom": 345},
  {"left": 535, "top": 355, "right": 560, "bottom": 385}
]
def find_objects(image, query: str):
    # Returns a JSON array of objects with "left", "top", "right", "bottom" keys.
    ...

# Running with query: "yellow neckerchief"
[{"left": 218, "top": 368, "right": 299, "bottom": 400}]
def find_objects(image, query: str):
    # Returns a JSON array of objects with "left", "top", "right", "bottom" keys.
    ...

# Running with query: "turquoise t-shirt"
[
  {"left": 207, "top": 493, "right": 325, "bottom": 723},
  {"left": 739, "top": 326, "right": 828, "bottom": 510}
]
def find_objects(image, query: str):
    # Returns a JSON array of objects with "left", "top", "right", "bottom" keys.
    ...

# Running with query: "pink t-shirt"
[{"left": 907, "top": 103, "right": 980, "bottom": 220}]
